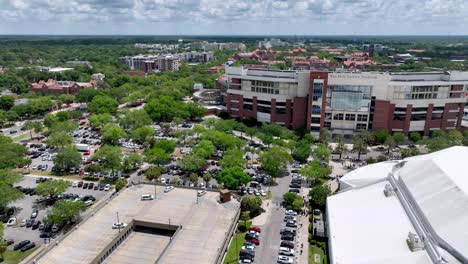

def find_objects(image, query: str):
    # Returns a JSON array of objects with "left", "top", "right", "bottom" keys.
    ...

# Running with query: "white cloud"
[{"left": 0, "top": 0, "right": 467, "bottom": 34}]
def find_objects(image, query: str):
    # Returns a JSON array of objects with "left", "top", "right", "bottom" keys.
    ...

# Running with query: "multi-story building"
[
  {"left": 224, "top": 66, "right": 468, "bottom": 136},
  {"left": 119, "top": 51, "right": 213, "bottom": 72},
  {"left": 31, "top": 79, "right": 96, "bottom": 95}
]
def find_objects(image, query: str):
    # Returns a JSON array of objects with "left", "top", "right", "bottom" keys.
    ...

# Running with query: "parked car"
[
  {"left": 77, "top": 181, "right": 84, "bottom": 187},
  {"left": 4, "top": 239, "right": 13, "bottom": 246},
  {"left": 31, "top": 209, "right": 39, "bottom": 219},
  {"left": 20, "top": 242, "right": 36, "bottom": 252},
  {"left": 284, "top": 216, "right": 296, "bottom": 222},
  {"left": 6, "top": 217, "right": 16, "bottom": 226},
  {"left": 279, "top": 246, "right": 295, "bottom": 256},
  {"left": 104, "top": 184, "right": 111, "bottom": 191},
  {"left": 280, "top": 240, "right": 295, "bottom": 249},
  {"left": 249, "top": 226, "right": 261, "bottom": 233},
  {"left": 112, "top": 222, "right": 127, "bottom": 229},
  {"left": 245, "top": 238, "right": 260, "bottom": 245},
  {"left": 277, "top": 255, "right": 293, "bottom": 264},
  {"left": 40, "top": 232, "right": 52, "bottom": 238},
  {"left": 285, "top": 210, "right": 297, "bottom": 216},
  {"left": 164, "top": 186, "right": 174, "bottom": 193},
  {"left": 141, "top": 194, "right": 154, "bottom": 201},
  {"left": 197, "top": 190, "right": 207, "bottom": 197},
  {"left": 285, "top": 221, "right": 297, "bottom": 228},
  {"left": 82, "top": 183, "right": 89, "bottom": 189},
  {"left": 32, "top": 220, "right": 41, "bottom": 230},
  {"left": 13, "top": 240, "right": 30, "bottom": 251},
  {"left": 281, "top": 234, "right": 294, "bottom": 241}
]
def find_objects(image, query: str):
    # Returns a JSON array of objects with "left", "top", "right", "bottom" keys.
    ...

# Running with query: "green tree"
[
  {"left": 384, "top": 136, "right": 395, "bottom": 154},
  {"left": 260, "top": 146, "right": 292, "bottom": 177},
  {"left": 0, "top": 239, "right": 6, "bottom": 261},
  {"left": 76, "top": 89, "right": 102, "bottom": 103},
  {"left": 102, "top": 124, "right": 127, "bottom": 145},
  {"left": 220, "top": 149, "right": 245, "bottom": 168},
  {"left": 241, "top": 195, "right": 262, "bottom": 212},
  {"left": 115, "top": 178, "right": 128, "bottom": 191},
  {"left": 319, "top": 128, "right": 330, "bottom": 144},
  {"left": 0, "top": 96, "right": 14, "bottom": 111},
  {"left": 392, "top": 132, "right": 406, "bottom": 145},
  {"left": 373, "top": 129, "right": 389, "bottom": 144},
  {"left": 23, "top": 120, "right": 44, "bottom": 139},
  {"left": 49, "top": 120, "right": 78, "bottom": 134},
  {"left": 0, "top": 170, "right": 23, "bottom": 210},
  {"left": 202, "top": 173, "right": 212, "bottom": 185},
  {"left": 48, "top": 131, "right": 73, "bottom": 148},
  {"left": 217, "top": 166, "right": 251, "bottom": 189},
  {"left": 0, "top": 136, "right": 28, "bottom": 169},
  {"left": 189, "top": 172, "right": 199, "bottom": 183},
  {"left": 92, "top": 145, "right": 122, "bottom": 174},
  {"left": 36, "top": 179, "right": 71, "bottom": 196},
  {"left": 312, "top": 144, "right": 331, "bottom": 163},
  {"left": 119, "top": 110, "right": 152, "bottom": 130},
  {"left": 183, "top": 102, "right": 206, "bottom": 120},
  {"left": 122, "top": 154, "right": 142, "bottom": 173},
  {"left": 177, "top": 154, "right": 206, "bottom": 171},
  {"left": 283, "top": 192, "right": 303, "bottom": 211},
  {"left": 309, "top": 186, "right": 331, "bottom": 208},
  {"left": 132, "top": 126, "right": 155, "bottom": 146},
  {"left": 300, "top": 161, "right": 331, "bottom": 185},
  {"left": 144, "top": 147, "right": 171, "bottom": 166},
  {"left": 46, "top": 200, "right": 86, "bottom": 225},
  {"left": 292, "top": 139, "right": 312, "bottom": 163},
  {"left": 153, "top": 140, "right": 177, "bottom": 154},
  {"left": 88, "top": 95, "right": 118, "bottom": 114},
  {"left": 146, "top": 166, "right": 164, "bottom": 181},
  {"left": 89, "top": 113, "right": 113, "bottom": 129},
  {"left": 192, "top": 140, "right": 215, "bottom": 159},
  {"left": 53, "top": 146, "right": 81, "bottom": 171},
  {"left": 409, "top": 132, "right": 422, "bottom": 143},
  {"left": 334, "top": 135, "right": 347, "bottom": 160},
  {"left": 352, "top": 136, "right": 368, "bottom": 160}
]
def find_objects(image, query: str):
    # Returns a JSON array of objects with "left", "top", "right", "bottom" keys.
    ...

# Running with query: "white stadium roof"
[{"left": 329, "top": 146, "right": 468, "bottom": 264}]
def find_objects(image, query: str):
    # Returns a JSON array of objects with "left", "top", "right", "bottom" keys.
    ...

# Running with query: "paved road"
[{"left": 255, "top": 171, "right": 291, "bottom": 264}]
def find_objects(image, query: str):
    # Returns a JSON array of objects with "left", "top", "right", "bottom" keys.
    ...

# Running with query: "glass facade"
[{"left": 327, "top": 85, "right": 371, "bottom": 111}]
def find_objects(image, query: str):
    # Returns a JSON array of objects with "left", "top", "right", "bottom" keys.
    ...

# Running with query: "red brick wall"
[
  {"left": 291, "top": 97, "right": 308, "bottom": 129},
  {"left": 372, "top": 100, "right": 392, "bottom": 130}
]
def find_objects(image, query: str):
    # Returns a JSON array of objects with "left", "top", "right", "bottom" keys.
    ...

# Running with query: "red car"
[
  {"left": 83, "top": 152, "right": 90, "bottom": 156},
  {"left": 246, "top": 238, "right": 260, "bottom": 245},
  {"left": 82, "top": 160, "right": 92, "bottom": 165},
  {"left": 249, "top": 226, "right": 261, "bottom": 233}
]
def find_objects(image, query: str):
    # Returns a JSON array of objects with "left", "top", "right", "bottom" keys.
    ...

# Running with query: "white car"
[
  {"left": 279, "top": 247, "right": 295, "bottom": 256},
  {"left": 277, "top": 255, "right": 293, "bottom": 264},
  {"left": 72, "top": 181, "right": 78, "bottom": 187},
  {"left": 6, "top": 217, "right": 16, "bottom": 226},
  {"left": 164, "top": 186, "right": 174, "bottom": 193},
  {"left": 20, "top": 219, "right": 27, "bottom": 227},
  {"left": 254, "top": 190, "right": 260, "bottom": 196},
  {"left": 160, "top": 178, "right": 166, "bottom": 184},
  {"left": 197, "top": 190, "right": 207, "bottom": 197},
  {"left": 141, "top": 194, "right": 154, "bottom": 201},
  {"left": 84, "top": 200, "right": 94, "bottom": 206},
  {"left": 112, "top": 222, "right": 127, "bottom": 229},
  {"left": 242, "top": 245, "right": 255, "bottom": 251},
  {"left": 260, "top": 190, "right": 266, "bottom": 196},
  {"left": 104, "top": 184, "right": 111, "bottom": 191},
  {"left": 285, "top": 210, "right": 297, "bottom": 216}
]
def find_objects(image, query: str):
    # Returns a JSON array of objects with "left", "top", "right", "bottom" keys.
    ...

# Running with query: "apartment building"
[
  {"left": 225, "top": 67, "right": 468, "bottom": 136},
  {"left": 119, "top": 54, "right": 180, "bottom": 72}
]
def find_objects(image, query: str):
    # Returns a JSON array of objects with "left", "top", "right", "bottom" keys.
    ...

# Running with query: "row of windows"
[
  {"left": 252, "top": 80, "right": 277, "bottom": 88},
  {"left": 394, "top": 113, "right": 444, "bottom": 121},
  {"left": 251, "top": 87, "right": 280, "bottom": 94},
  {"left": 332, "top": 113, "right": 368, "bottom": 121},
  {"left": 323, "top": 121, "right": 367, "bottom": 130}
]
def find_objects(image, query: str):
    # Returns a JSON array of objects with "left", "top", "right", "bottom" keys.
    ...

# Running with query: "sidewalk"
[
  {"left": 252, "top": 199, "right": 272, "bottom": 227},
  {"left": 296, "top": 187, "right": 310, "bottom": 264}
]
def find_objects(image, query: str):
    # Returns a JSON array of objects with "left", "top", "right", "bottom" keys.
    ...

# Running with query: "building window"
[
  {"left": 312, "top": 105, "right": 321, "bottom": 114},
  {"left": 276, "top": 101, "right": 287, "bottom": 106},
  {"left": 357, "top": 114, "right": 368, "bottom": 122},
  {"left": 431, "top": 113, "right": 442, "bottom": 120},
  {"left": 311, "top": 117, "right": 321, "bottom": 124},
  {"left": 345, "top": 114, "right": 355, "bottom": 121},
  {"left": 244, "top": 98, "right": 253, "bottom": 103},
  {"left": 333, "top": 113, "right": 344, "bottom": 120},
  {"left": 257, "top": 100, "right": 271, "bottom": 105},
  {"left": 411, "top": 114, "right": 427, "bottom": 121},
  {"left": 325, "top": 113, "right": 332, "bottom": 120},
  {"left": 243, "top": 104, "right": 253, "bottom": 111},
  {"left": 276, "top": 108, "right": 286, "bottom": 115},
  {"left": 393, "top": 114, "right": 405, "bottom": 121},
  {"left": 356, "top": 123, "right": 367, "bottom": 130},
  {"left": 324, "top": 121, "right": 331, "bottom": 128},
  {"left": 258, "top": 106, "right": 270, "bottom": 113}
]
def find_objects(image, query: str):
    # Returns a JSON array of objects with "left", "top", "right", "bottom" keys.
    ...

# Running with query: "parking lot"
[{"left": 3, "top": 175, "right": 111, "bottom": 251}]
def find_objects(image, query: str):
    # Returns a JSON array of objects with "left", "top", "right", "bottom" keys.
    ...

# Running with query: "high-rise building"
[{"left": 224, "top": 67, "right": 468, "bottom": 136}]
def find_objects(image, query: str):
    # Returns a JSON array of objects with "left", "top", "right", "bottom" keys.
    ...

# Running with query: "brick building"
[
  {"left": 225, "top": 67, "right": 468, "bottom": 137},
  {"left": 31, "top": 79, "right": 96, "bottom": 95}
]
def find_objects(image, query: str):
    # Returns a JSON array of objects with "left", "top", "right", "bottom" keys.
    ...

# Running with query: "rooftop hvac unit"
[
  {"left": 383, "top": 183, "right": 395, "bottom": 197},
  {"left": 407, "top": 232, "right": 425, "bottom": 252}
]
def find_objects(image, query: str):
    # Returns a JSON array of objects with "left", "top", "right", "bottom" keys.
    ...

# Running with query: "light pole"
[
  {"left": 154, "top": 183, "right": 157, "bottom": 200},
  {"left": 116, "top": 211, "right": 121, "bottom": 233}
]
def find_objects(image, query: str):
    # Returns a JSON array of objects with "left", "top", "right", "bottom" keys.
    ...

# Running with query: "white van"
[{"left": 141, "top": 194, "right": 154, "bottom": 201}]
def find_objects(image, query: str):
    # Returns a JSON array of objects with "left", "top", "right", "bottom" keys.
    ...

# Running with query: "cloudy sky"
[{"left": 0, "top": 0, "right": 467, "bottom": 35}]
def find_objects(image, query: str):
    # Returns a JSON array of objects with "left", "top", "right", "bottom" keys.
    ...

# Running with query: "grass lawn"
[
  {"left": 309, "top": 245, "right": 327, "bottom": 264},
  {"left": 12, "top": 133, "right": 31, "bottom": 142},
  {"left": 2, "top": 248, "right": 37, "bottom": 264},
  {"left": 224, "top": 221, "right": 252, "bottom": 264}
]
